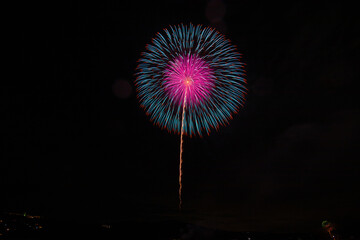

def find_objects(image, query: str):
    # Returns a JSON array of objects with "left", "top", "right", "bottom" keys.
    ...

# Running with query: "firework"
[{"left": 135, "top": 24, "right": 246, "bottom": 209}]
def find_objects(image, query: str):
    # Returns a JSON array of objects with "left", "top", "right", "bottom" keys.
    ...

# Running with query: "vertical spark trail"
[{"left": 179, "top": 91, "right": 187, "bottom": 210}]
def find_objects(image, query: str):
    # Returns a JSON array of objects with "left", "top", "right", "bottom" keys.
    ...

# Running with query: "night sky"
[{"left": 3, "top": 0, "right": 359, "bottom": 234}]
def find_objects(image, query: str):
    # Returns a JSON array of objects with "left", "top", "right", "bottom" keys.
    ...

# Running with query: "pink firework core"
[{"left": 164, "top": 54, "right": 215, "bottom": 105}]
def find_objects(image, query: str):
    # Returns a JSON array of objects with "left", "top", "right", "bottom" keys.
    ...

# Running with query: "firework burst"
[
  {"left": 135, "top": 24, "right": 247, "bottom": 209},
  {"left": 136, "top": 24, "right": 246, "bottom": 137}
]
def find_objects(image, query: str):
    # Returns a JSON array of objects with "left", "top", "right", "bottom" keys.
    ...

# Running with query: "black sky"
[{"left": 3, "top": 0, "right": 360, "bottom": 233}]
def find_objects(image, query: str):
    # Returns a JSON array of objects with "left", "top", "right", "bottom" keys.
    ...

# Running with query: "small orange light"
[{"left": 184, "top": 77, "right": 192, "bottom": 86}]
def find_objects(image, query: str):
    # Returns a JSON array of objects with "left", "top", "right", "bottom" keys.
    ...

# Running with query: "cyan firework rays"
[{"left": 135, "top": 24, "right": 246, "bottom": 136}]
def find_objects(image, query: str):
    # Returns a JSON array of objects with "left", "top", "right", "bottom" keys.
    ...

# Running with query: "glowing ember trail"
[{"left": 179, "top": 91, "right": 187, "bottom": 210}]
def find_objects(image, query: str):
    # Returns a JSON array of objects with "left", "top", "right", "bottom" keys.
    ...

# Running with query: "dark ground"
[{"left": 1, "top": 212, "right": 358, "bottom": 239}]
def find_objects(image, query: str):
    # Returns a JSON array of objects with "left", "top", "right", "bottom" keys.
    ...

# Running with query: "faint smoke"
[
  {"left": 112, "top": 79, "right": 132, "bottom": 99},
  {"left": 252, "top": 77, "right": 273, "bottom": 96},
  {"left": 210, "top": 20, "right": 227, "bottom": 34},
  {"left": 205, "top": 0, "right": 227, "bottom": 33},
  {"left": 206, "top": 0, "right": 226, "bottom": 23}
]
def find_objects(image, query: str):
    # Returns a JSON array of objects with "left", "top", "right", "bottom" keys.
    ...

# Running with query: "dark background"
[{"left": 3, "top": 0, "right": 359, "bottom": 234}]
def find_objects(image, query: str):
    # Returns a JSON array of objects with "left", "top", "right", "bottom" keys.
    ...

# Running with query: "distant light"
[{"left": 101, "top": 224, "right": 111, "bottom": 229}]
